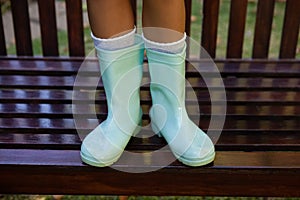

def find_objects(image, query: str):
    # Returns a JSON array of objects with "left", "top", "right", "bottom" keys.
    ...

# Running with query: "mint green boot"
[
  {"left": 146, "top": 44, "right": 215, "bottom": 167},
  {"left": 80, "top": 35, "right": 144, "bottom": 167}
]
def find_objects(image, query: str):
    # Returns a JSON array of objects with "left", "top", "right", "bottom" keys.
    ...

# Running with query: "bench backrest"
[{"left": 0, "top": 0, "right": 299, "bottom": 58}]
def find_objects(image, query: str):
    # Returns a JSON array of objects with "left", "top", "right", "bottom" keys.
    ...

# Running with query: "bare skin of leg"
[
  {"left": 87, "top": 0, "right": 134, "bottom": 39},
  {"left": 142, "top": 0, "right": 186, "bottom": 43}
]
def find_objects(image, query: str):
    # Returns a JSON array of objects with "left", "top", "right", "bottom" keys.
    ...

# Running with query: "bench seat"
[{"left": 0, "top": 57, "right": 299, "bottom": 196}]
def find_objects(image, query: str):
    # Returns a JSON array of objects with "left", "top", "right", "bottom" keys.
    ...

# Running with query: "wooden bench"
[{"left": 0, "top": 0, "right": 299, "bottom": 197}]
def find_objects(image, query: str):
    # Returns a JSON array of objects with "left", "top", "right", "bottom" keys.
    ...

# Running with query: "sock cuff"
[
  {"left": 142, "top": 32, "right": 186, "bottom": 54},
  {"left": 91, "top": 27, "right": 136, "bottom": 50}
]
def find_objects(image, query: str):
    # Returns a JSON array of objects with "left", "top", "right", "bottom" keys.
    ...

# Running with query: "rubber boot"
[
  {"left": 80, "top": 35, "right": 144, "bottom": 167},
  {"left": 146, "top": 44, "right": 215, "bottom": 167}
]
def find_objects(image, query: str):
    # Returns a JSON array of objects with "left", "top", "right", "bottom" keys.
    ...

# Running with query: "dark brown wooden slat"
[
  {"left": 0, "top": 133, "right": 81, "bottom": 149},
  {"left": 252, "top": 0, "right": 275, "bottom": 58},
  {"left": 280, "top": 0, "right": 300, "bottom": 59},
  {"left": 0, "top": 7, "right": 7, "bottom": 56},
  {"left": 0, "top": 117, "right": 299, "bottom": 132},
  {"left": 65, "top": 0, "right": 85, "bottom": 57},
  {"left": 226, "top": 0, "right": 248, "bottom": 58},
  {"left": 0, "top": 118, "right": 76, "bottom": 130},
  {"left": 1, "top": 131, "right": 300, "bottom": 151},
  {"left": 1, "top": 99, "right": 299, "bottom": 115},
  {"left": 0, "top": 75, "right": 75, "bottom": 89},
  {"left": 0, "top": 149, "right": 299, "bottom": 196},
  {"left": 1, "top": 131, "right": 300, "bottom": 147},
  {"left": 130, "top": 0, "right": 137, "bottom": 25},
  {"left": 0, "top": 59, "right": 299, "bottom": 77},
  {"left": 1, "top": 74, "right": 299, "bottom": 91},
  {"left": 0, "top": 59, "right": 81, "bottom": 75},
  {"left": 184, "top": 0, "right": 192, "bottom": 37},
  {"left": 10, "top": 0, "right": 33, "bottom": 56},
  {"left": 0, "top": 89, "right": 105, "bottom": 104},
  {"left": 1, "top": 149, "right": 299, "bottom": 169},
  {"left": 200, "top": 119, "right": 300, "bottom": 131},
  {"left": 201, "top": 0, "right": 220, "bottom": 58},
  {"left": 1, "top": 111, "right": 298, "bottom": 121},
  {"left": 131, "top": 131, "right": 300, "bottom": 151},
  {"left": 184, "top": 0, "right": 192, "bottom": 58},
  {"left": 37, "top": 0, "right": 59, "bottom": 56},
  {"left": 1, "top": 90, "right": 300, "bottom": 106}
]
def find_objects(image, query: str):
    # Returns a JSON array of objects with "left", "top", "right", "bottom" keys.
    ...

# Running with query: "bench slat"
[
  {"left": 1, "top": 102, "right": 299, "bottom": 115},
  {"left": 0, "top": 111, "right": 299, "bottom": 123},
  {"left": 130, "top": 0, "right": 137, "bottom": 25},
  {"left": 1, "top": 149, "right": 300, "bottom": 168},
  {"left": 0, "top": 7, "right": 6, "bottom": 56},
  {"left": 0, "top": 0, "right": 299, "bottom": 196},
  {"left": 37, "top": 0, "right": 59, "bottom": 57},
  {"left": 1, "top": 75, "right": 299, "bottom": 91},
  {"left": 0, "top": 58, "right": 300, "bottom": 74},
  {"left": 1, "top": 131, "right": 300, "bottom": 151},
  {"left": 1, "top": 89, "right": 300, "bottom": 104},
  {"left": 226, "top": 0, "right": 248, "bottom": 58},
  {"left": 0, "top": 149, "right": 299, "bottom": 196},
  {"left": 10, "top": 0, "right": 33, "bottom": 56},
  {"left": 1, "top": 59, "right": 299, "bottom": 76},
  {"left": 280, "top": 0, "right": 300, "bottom": 58},
  {"left": 184, "top": 0, "right": 192, "bottom": 37},
  {"left": 201, "top": 0, "right": 220, "bottom": 58},
  {"left": 252, "top": 0, "right": 275, "bottom": 58},
  {"left": 0, "top": 58, "right": 299, "bottom": 196},
  {"left": 65, "top": 0, "right": 85, "bottom": 57},
  {"left": 0, "top": 117, "right": 299, "bottom": 132}
]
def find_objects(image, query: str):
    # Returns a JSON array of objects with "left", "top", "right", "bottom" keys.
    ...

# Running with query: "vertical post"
[
  {"left": 66, "top": 0, "right": 85, "bottom": 57},
  {"left": 10, "top": 0, "right": 33, "bottom": 56},
  {"left": 280, "top": 0, "right": 300, "bottom": 59},
  {"left": 226, "top": 0, "right": 248, "bottom": 58},
  {"left": 201, "top": 0, "right": 220, "bottom": 58}
]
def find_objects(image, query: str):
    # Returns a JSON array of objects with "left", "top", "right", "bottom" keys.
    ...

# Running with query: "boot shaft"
[
  {"left": 147, "top": 44, "right": 187, "bottom": 108},
  {"left": 95, "top": 35, "right": 144, "bottom": 123}
]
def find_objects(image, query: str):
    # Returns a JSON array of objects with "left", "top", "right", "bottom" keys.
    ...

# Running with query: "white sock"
[
  {"left": 91, "top": 27, "right": 136, "bottom": 50},
  {"left": 142, "top": 32, "right": 186, "bottom": 54}
]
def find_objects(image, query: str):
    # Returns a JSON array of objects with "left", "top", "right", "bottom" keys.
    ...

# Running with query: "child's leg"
[
  {"left": 81, "top": 0, "right": 144, "bottom": 167},
  {"left": 87, "top": 0, "right": 134, "bottom": 38},
  {"left": 142, "top": 0, "right": 185, "bottom": 42},
  {"left": 142, "top": 0, "right": 215, "bottom": 167}
]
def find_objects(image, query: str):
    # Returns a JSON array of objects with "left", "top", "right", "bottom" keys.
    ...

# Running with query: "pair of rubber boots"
[{"left": 80, "top": 35, "right": 215, "bottom": 167}]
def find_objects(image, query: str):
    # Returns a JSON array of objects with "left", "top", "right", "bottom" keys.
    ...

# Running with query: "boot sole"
[
  {"left": 80, "top": 124, "right": 142, "bottom": 168},
  {"left": 174, "top": 150, "right": 215, "bottom": 167},
  {"left": 80, "top": 151, "right": 121, "bottom": 167}
]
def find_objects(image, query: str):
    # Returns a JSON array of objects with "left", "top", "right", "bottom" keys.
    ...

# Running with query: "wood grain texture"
[
  {"left": 0, "top": 7, "right": 6, "bottom": 56},
  {"left": 252, "top": 0, "right": 275, "bottom": 58},
  {"left": 280, "top": 0, "right": 300, "bottom": 58},
  {"left": 226, "top": 0, "right": 248, "bottom": 58},
  {"left": 1, "top": 0, "right": 300, "bottom": 196},
  {"left": 10, "top": 0, "right": 33, "bottom": 56},
  {"left": 0, "top": 150, "right": 299, "bottom": 196},
  {"left": 37, "top": 0, "right": 59, "bottom": 56},
  {"left": 201, "top": 0, "right": 220, "bottom": 58},
  {"left": 0, "top": 58, "right": 299, "bottom": 196},
  {"left": 65, "top": 0, "right": 85, "bottom": 56}
]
